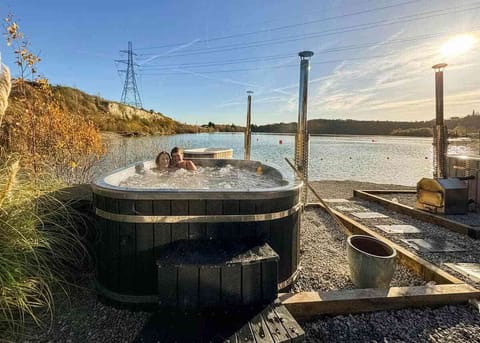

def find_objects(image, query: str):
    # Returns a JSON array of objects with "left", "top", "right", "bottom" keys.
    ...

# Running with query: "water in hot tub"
[{"left": 118, "top": 164, "right": 284, "bottom": 190}]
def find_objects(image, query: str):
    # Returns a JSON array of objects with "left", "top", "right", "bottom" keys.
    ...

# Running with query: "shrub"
[{"left": 0, "top": 157, "right": 89, "bottom": 339}]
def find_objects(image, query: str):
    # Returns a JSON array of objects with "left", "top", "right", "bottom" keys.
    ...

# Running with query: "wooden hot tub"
[{"left": 91, "top": 159, "right": 302, "bottom": 305}]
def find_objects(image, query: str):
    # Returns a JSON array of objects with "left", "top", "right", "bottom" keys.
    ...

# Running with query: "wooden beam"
[
  {"left": 280, "top": 284, "right": 480, "bottom": 320},
  {"left": 357, "top": 189, "right": 416, "bottom": 194},
  {"left": 353, "top": 190, "right": 480, "bottom": 239},
  {"left": 305, "top": 202, "right": 464, "bottom": 284}
]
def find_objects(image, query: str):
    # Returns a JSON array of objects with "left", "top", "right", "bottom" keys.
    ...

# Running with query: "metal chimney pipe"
[
  {"left": 244, "top": 90, "right": 253, "bottom": 160},
  {"left": 432, "top": 63, "right": 448, "bottom": 178},
  {"left": 295, "top": 51, "right": 314, "bottom": 203}
]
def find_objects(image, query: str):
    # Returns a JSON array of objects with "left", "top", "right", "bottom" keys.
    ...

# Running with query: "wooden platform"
[
  {"left": 280, "top": 283, "right": 480, "bottom": 320},
  {"left": 133, "top": 302, "right": 304, "bottom": 342}
]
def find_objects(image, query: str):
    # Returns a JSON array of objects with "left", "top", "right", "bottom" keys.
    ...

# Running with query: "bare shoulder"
[{"left": 186, "top": 160, "right": 197, "bottom": 171}]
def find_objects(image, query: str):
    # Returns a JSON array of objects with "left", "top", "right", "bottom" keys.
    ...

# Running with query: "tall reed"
[{"left": 0, "top": 156, "right": 89, "bottom": 340}]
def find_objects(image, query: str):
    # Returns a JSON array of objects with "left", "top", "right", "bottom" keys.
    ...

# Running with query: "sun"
[{"left": 441, "top": 34, "right": 476, "bottom": 57}]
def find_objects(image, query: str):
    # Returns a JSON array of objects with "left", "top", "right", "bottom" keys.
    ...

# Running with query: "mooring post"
[
  {"left": 244, "top": 90, "right": 253, "bottom": 160},
  {"left": 432, "top": 63, "right": 448, "bottom": 178},
  {"left": 295, "top": 51, "right": 314, "bottom": 203}
]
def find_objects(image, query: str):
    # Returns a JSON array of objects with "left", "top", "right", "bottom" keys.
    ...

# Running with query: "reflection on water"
[
  {"left": 118, "top": 165, "right": 283, "bottom": 190},
  {"left": 97, "top": 133, "right": 479, "bottom": 186}
]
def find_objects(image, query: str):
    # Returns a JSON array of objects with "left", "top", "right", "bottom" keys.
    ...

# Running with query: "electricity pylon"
[{"left": 118, "top": 41, "right": 142, "bottom": 108}]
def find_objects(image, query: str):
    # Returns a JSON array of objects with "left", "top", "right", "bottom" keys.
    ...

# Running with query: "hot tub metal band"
[{"left": 95, "top": 203, "right": 302, "bottom": 224}]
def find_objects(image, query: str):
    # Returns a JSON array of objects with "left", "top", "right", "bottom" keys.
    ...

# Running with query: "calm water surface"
[{"left": 98, "top": 133, "right": 477, "bottom": 186}]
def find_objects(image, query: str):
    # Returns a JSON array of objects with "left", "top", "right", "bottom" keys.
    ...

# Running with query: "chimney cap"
[
  {"left": 299, "top": 51, "right": 314, "bottom": 59},
  {"left": 432, "top": 63, "right": 448, "bottom": 71},
  {"left": 246, "top": 90, "right": 254, "bottom": 95}
]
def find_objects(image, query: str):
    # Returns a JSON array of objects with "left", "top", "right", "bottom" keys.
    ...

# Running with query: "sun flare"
[{"left": 441, "top": 34, "right": 476, "bottom": 57}]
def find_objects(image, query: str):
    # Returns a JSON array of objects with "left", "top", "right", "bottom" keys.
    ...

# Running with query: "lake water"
[{"left": 99, "top": 133, "right": 478, "bottom": 186}]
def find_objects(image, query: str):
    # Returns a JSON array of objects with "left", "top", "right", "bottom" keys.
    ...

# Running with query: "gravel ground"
[
  {"left": 25, "top": 180, "right": 480, "bottom": 342},
  {"left": 24, "top": 285, "right": 150, "bottom": 342},
  {"left": 301, "top": 305, "right": 480, "bottom": 342},
  {"left": 292, "top": 208, "right": 425, "bottom": 292},
  {"left": 302, "top": 180, "right": 480, "bottom": 343}
]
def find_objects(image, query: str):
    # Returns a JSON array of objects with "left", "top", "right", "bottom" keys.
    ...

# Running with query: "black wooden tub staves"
[
  {"left": 92, "top": 159, "right": 302, "bottom": 305},
  {"left": 157, "top": 239, "right": 279, "bottom": 309}
]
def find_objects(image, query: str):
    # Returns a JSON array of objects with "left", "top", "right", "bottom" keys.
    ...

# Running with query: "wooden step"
[
  {"left": 157, "top": 239, "right": 279, "bottom": 310},
  {"left": 134, "top": 301, "right": 304, "bottom": 342}
]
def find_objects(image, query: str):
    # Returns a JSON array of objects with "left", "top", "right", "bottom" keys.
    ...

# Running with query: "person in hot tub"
[
  {"left": 170, "top": 147, "right": 197, "bottom": 171},
  {"left": 155, "top": 151, "right": 171, "bottom": 170}
]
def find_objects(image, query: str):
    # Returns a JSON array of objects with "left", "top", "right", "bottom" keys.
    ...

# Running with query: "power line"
[
  {"left": 137, "top": 52, "right": 420, "bottom": 76},
  {"left": 136, "top": 2, "right": 480, "bottom": 59},
  {"left": 136, "top": 25, "right": 480, "bottom": 72},
  {"left": 135, "top": 0, "right": 419, "bottom": 51}
]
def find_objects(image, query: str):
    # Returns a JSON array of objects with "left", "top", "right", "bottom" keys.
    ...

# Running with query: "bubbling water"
[{"left": 118, "top": 164, "right": 283, "bottom": 190}]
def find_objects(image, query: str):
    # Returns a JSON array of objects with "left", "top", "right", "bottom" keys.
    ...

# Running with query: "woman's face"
[{"left": 158, "top": 154, "right": 170, "bottom": 168}]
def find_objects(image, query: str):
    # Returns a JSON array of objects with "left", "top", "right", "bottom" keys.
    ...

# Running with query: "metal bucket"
[{"left": 347, "top": 235, "right": 397, "bottom": 289}]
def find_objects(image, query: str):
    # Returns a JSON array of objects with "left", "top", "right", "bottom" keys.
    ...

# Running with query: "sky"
[{"left": 0, "top": 0, "right": 479, "bottom": 125}]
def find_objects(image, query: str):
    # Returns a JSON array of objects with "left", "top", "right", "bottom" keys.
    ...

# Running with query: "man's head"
[{"left": 171, "top": 146, "right": 184, "bottom": 165}]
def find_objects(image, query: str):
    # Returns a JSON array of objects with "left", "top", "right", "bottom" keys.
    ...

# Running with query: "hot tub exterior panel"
[
  {"left": 95, "top": 198, "right": 300, "bottom": 297},
  {"left": 93, "top": 160, "right": 301, "bottom": 304},
  {"left": 136, "top": 223, "right": 156, "bottom": 294},
  {"left": 199, "top": 267, "right": 221, "bottom": 307},
  {"left": 105, "top": 218, "right": 120, "bottom": 291},
  {"left": 189, "top": 200, "right": 207, "bottom": 239}
]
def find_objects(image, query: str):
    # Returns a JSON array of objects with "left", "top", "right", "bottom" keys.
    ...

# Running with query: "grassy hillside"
[
  {"left": 52, "top": 85, "right": 178, "bottom": 135},
  {"left": 4, "top": 81, "right": 240, "bottom": 136}
]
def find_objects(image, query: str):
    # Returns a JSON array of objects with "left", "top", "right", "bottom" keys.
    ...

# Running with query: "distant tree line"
[{"left": 250, "top": 111, "right": 480, "bottom": 137}]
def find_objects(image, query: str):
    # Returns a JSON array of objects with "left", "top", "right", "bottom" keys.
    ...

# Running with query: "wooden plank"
[
  {"left": 249, "top": 312, "right": 274, "bottom": 343},
  {"left": 262, "top": 304, "right": 291, "bottom": 343},
  {"left": 118, "top": 222, "right": 136, "bottom": 293},
  {"left": 262, "top": 260, "right": 278, "bottom": 302},
  {"left": 358, "top": 189, "right": 416, "bottom": 194},
  {"left": 273, "top": 303, "right": 305, "bottom": 342},
  {"left": 199, "top": 267, "right": 221, "bottom": 307},
  {"left": 135, "top": 200, "right": 154, "bottom": 215},
  {"left": 178, "top": 265, "right": 199, "bottom": 309},
  {"left": 270, "top": 217, "right": 289, "bottom": 284},
  {"left": 135, "top": 201, "right": 154, "bottom": 294},
  {"left": 223, "top": 200, "right": 240, "bottom": 239},
  {"left": 105, "top": 219, "right": 119, "bottom": 291},
  {"left": 135, "top": 223, "right": 155, "bottom": 294},
  {"left": 153, "top": 200, "right": 171, "bottom": 257},
  {"left": 255, "top": 200, "right": 271, "bottom": 241},
  {"left": 291, "top": 213, "right": 300, "bottom": 276},
  {"left": 242, "top": 263, "right": 262, "bottom": 305},
  {"left": 306, "top": 202, "right": 464, "bottom": 285},
  {"left": 171, "top": 200, "right": 189, "bottom": 241},
  {"left": 221, "top": 264, "right": 242, "bottom": 306},
  {"left": 157, "top": 266, "right": 177, "bottom": 307},
  {"left": 206, "top": 200, "right": 223, "bottom": 239},
  {"left": 280, "top": 283, "right": 480, "bottom": 320},
  {"left": 104, "top": 199, "right": 119, "bottom": 291},
  {"left": 189, "top": 200, "right": 206, "bottom": 239},
  {"left": 95, "top": 217, "right": 108, "bottom": 287},
  {"left": 224, "top": 332, "right": 239, "bottom": 343},
  {"left": 118, "top": 199, "right": 135, "bottom": 215},
  {"left": 236, "top": 320, "right": 255, "bottom": 343},
  {"left": 353, "top": 189, "right": 480, "bottom": 239}
]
